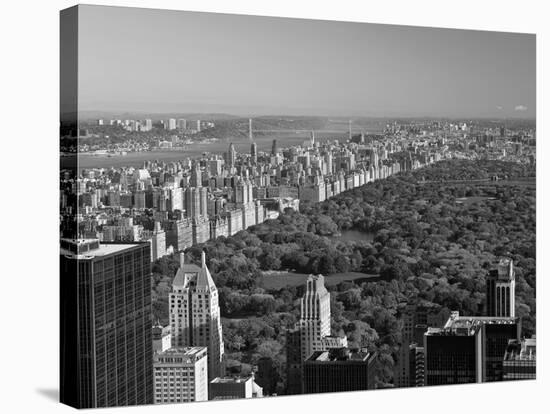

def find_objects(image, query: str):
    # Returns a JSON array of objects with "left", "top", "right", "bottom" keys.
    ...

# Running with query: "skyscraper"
[
  {"left": 271, "top": 139, "right": 278, "bottom": 156},
  {"left": 190, "top": 162, "right": 203, "bottom": 188},
  {"left": 150, "top": 221, "right": 166, "bottom": 261},
  {"left": 228, "top": 143, "right": 237, "bottom": 168},
  {"left": 169, "top": 252, "right": 224, "bottom": 380},
  {"left": 298, "top": 274, "right": 331, "bottom": 361},
  {"left": 60, "top": 239, "right": 153, "bottom": 408},
  {"left": 486, "top": 258, "right": 516, "bottom": 317},
  {"left": 424, "top": 312, "right": 519, "bottom": 386},
  {"left": 185, "top": 187, "right": 207, "bottom": 219},
  {"left": 145, "top": 119, "right": 153, "bottom": 131},
  {"left": 153, "top": 347, "right": 209, "bottom": 403},
  {"left": 248, "top": 118, "right": 253, "bottom": 140},
  {"left": 250, "top": 142, "right": 257, "bottom": 164}
]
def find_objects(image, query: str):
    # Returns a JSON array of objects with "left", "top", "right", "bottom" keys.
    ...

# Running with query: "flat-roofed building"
[
  {"left": 60, "top": 239, "right": 153, "bottom": 408},
  {"left": 153, "top": 347, "right": 208, "bottom": 404},
  {"left": 424, "top": 312, "right": 520, "bottom": 386},
  {"left": 303, "top": 347, "right": 377, "bottom": 394},
  {"left": 209, "top": 376, "right": 263, "bottom": 400}
]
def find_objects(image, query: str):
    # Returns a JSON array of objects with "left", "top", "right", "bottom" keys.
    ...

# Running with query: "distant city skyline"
[{"left": 77, "top": 5, "right": 535, "bottom": 119}]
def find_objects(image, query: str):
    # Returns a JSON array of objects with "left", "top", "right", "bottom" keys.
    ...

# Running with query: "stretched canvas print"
[{"left": 60, "top": 4, "right": 536, "bottom": 409}]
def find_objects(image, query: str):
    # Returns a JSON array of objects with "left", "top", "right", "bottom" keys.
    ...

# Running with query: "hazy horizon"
[{"left": 76, "top": 5, "right": 536, "bottom": 119}]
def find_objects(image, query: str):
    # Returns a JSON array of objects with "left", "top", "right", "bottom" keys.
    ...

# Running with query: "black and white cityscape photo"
[{"left": 59, "top": 5, "right": 536, "bottom": 409}]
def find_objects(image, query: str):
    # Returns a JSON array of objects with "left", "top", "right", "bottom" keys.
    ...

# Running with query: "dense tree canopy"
[{"left": 151, "top": 159, "right": 536, "bottom": 392}]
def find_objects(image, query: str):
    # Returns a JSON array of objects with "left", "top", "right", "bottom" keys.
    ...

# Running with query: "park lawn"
[{"left": 261, "top": 270, "right": 379, "bottom": 289}]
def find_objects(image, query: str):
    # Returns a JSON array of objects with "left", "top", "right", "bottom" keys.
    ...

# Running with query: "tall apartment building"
[
  {"left": 250, "top": 142, "right": 257, "bottom": 164},
  {"left": 298, "top": 274, "right": 331, "bottom": 361},
  {"left": 192, "top": 216, "right": 211, "bottom": 245},
  {"left": 486, "top": 258, "right": 516, "bottom": 317},
  {"left": 185, "top": 187, "right": 208, "bottom": 219},
  {"left": 303, "top": 348, "right": 377, "bottom": 394},
  {"left": 150, "top": 221, "right": 166, "bottom": 261},
  {"left": 169, "top": 252, "right": 224, "bottom": 380},
  {"left": 60, "top": 239, "right": 153, "bottom": 408},
  {"left": 190, "top": 163, "right": 202, "bottom": 188},
  {"left": 424, "top": 312, "right": 520, "bottom": 386},
  {"left": 177, "top": 118, "right": 187, "bottom": 130},
  {"left": 227, "top": 143, "right": 236, "bottom": 168},
  {"left": 153, "top": 347, "right": 208, "bottom": 403}
]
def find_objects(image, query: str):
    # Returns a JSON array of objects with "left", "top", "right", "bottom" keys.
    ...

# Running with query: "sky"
[{"left": 76, "top": 5, "right": 536, "bottom": 118}]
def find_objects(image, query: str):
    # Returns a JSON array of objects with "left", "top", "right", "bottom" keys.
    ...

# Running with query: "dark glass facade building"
[
  {"left": 424, "top": 312, "right": 519, "bottom": 386},
  {"left": 60, "top": 239, "right": 153, "bottom": 408},
  {"left": 285, "top": 328, "right": 303, "bottom": 395},
  {"left": 302, "top": 348, "right": 377, "bottom": 394}
]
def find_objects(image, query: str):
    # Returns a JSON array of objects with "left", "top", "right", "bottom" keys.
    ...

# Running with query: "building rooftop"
[
  {"left": 427, "top": 311, "right": 517, "bottom": 337},
  {"left": 153, "top": 346, "right": 207, "bottom": 363},
  {"left": 306, "top": 347, "right": 371, "bottom": 363},
  {"left": 489, "top": 258, "right": 515, "bottom": 281},
  {"left": 173, "top": 251, "right": 216, "bottom": 291},
  {"left": 60, "top": 238, "right": 144, "bottom": 258},
  {"left": 210, "top": 376, "right": 254, "bottom": 384}
]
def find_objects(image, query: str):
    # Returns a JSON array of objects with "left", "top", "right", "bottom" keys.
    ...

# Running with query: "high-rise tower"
[
  {"left": 424, "top": 312, "right": 519, "bottom": 385},
  {"left": 60, "top": 239, "right": 153, "bottom": 408},
  {"left": 191, "top": 163, "right": 202, "bottom": 188},
  {"left": 228, "top": 143, "right": 237, "bottom": 168},
  {"left": 250, "top": 142, "right": 257, "bottom": 164},
  {"left": 298, "top": 274, "right": 331, "bottom": 361},
  {"left": 486, "top": 258, "right": 516, "bottom": 317},
  {"left": 169, "top": 252, "right": 224, "bottom": 380}
]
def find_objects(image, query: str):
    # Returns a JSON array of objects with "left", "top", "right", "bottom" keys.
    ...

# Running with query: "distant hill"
[{"left": 78, "top": 110, "right": 241, "bottom": 122}]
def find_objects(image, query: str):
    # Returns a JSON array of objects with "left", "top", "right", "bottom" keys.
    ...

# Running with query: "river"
[{"left": 77, "top": 131, "right": 350, "bottom": 171}]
